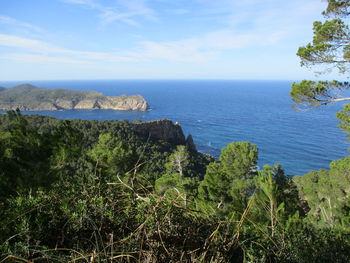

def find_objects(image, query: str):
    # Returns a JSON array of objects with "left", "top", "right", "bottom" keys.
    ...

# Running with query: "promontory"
[{"left": 0, "top": 84, "right": 149, "bottom": 111}]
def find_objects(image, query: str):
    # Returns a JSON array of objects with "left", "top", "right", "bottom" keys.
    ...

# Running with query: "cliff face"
[
  {"left": 133, "top": 119, "right": 196, "bottom": 150},
  {"left": 0, "top": 84, "right": 149, "bottom": 111}
]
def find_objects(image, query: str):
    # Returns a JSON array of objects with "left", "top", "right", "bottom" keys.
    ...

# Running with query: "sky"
[{"left": 0, "top": 0, "right": 338, "bottom": 81}]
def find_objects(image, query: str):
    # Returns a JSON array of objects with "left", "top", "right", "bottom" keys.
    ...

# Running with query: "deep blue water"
[{"left": 1, "top": 80, "right": 349, "bottom": 175}]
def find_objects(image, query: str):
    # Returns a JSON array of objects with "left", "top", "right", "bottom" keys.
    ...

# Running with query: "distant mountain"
[{"left": 0, "top": 84, "right": 149, "bottom": 111}]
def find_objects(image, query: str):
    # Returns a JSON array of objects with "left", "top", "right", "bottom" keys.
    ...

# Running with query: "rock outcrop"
[
  {"left": 134, "top": 119, "right": 196, "bottom": 150},
  {"left": 0, "top": 84, "right": 149, "bottom": 111},
  {"left": 185, "top": 134, "right": 197, "bottom": 151}
]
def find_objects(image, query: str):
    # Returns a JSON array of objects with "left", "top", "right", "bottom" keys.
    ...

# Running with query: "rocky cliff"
[
  {"left": 0, "top": 84, "right": 149, "bottom": 111},
  {"left": 134, "top": 119, "right": 196, "bottom": 150}
]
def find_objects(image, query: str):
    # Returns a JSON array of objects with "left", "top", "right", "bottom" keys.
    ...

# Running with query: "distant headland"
[{"left": 0, "top": 84, "right": 149, "bottom": 111}]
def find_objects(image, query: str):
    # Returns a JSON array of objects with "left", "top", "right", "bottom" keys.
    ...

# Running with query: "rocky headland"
[
  {"left": 134, "top": 119, "right": 197, "bottom": 151},
  {"left": 0, "top": 84, "right": 149, "bottom": 111}
]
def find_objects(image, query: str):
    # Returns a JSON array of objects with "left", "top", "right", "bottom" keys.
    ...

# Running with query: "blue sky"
[{"left": 0, "top": 0, "right": 336, "bottom": 80}]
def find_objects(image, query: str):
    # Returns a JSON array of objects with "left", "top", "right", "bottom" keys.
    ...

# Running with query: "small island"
[{"left": 0, "top": 84, "right": 149, "bottom": 111}]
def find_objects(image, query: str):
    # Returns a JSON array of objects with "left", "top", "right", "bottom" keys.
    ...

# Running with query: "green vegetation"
[
  {"left": 196, "top": 142, "right": 258, "bottom": 219},
  {"left": 290, "top": 0, "right": 350, "bottom": 108},
  {"left": 293, "top": 157, "right": 350, "bottom": 228},
  {"left": 0, "top": 111, "right": 349, "bottom": 262},
  {"left": 290, "top": 1, "right": 350, "bottom": 141}
]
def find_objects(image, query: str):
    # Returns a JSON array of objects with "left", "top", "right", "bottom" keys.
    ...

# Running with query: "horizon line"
[{"left": 0, "top": 78, "right": 310, "bottom": 83}]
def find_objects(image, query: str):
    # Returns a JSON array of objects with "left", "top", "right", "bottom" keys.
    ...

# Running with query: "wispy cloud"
[
  {"left": 0, "top": 0, "right": 323, "bottom": 66},
  {"left": 1, "top": 53, "right": 92, "bottom": 65},
  {"left": 0, "top": 34, "right": 137, "bottom": 64},
  {"left": 117, "top": 0, "right": 157, "bottom": 21},
  {"left": 0, "top": 26, "right": 284, "bottom": 66},
  {"left": 0, "top": 15, "right": 43, "bottom": 32},
  {"left": 63, "top": 0, "right": 157, "bottom": 25},
  {"left": 132, "top": 29, "right": 285, "bottom": 62},
  {"left": 166, "top": 9, "right": 190, "bottom": 15},
  {"left": 191, "top": 0, "right": 326, "bottom": 34}
]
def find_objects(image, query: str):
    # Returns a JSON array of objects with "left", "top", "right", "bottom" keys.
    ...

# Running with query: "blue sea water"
[{"left": 1, "top": 80, "right": 349, "bottom": 175}]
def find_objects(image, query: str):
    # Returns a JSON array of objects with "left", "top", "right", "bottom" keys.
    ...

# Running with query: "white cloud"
[
  {"left": 0, "top": 34, "right": 137, "bottom": 64},
  {"left": 0, "top": 24, "right": 287, "bottom": 66},
  {"left": 1, "top": 53, "right": 92, "bottom": 65},
  {"left": 0, "top": 15, "right": 43, "bottom": 32},
  {"left": 166, "top": 9, "right": 190, "bottom": 15},
  {"left": 0, "top": 34, "right": 67, "bottom": 53},
  {"left": 62, "top": 0, "right": 157, "bottom": 25},
  {"left": 135, "top": 40, "right": 218, "bottom": 62},
  {"left": 191, "top": 0, "right": 326, "bottom": 36},
  {"left": 117, "top": 0, "right": 157, "bottom": 21},
  {"left": 1, "top": 0, "right": 324, "bottom": 66},
  {"left": 64, "top": 0, "right": 94, "bottom": 5},
  {"left": 131, "top": 29, "right": 285, "bottom": 62}
]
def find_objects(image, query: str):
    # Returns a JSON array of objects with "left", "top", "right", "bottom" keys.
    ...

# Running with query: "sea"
[{"left": 1, "top": 80, "right": 349, "bottom": 176}]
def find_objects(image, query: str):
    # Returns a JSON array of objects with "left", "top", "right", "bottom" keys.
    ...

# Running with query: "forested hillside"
[{"left": 1, "top": 111, "right": 349, "bottom": 262}]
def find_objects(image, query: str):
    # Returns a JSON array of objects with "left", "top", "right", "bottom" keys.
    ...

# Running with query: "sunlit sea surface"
[{"left": 1, "top": 80, "right": 349, "bottom": 175}]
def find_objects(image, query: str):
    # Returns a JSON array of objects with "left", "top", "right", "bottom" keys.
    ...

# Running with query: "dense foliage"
[
  {"left": 294, "top": 157, "right": 350, "bottom": 228},
  {"left": 0, "top": 112, "right": 349, "bottom": 263}
]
